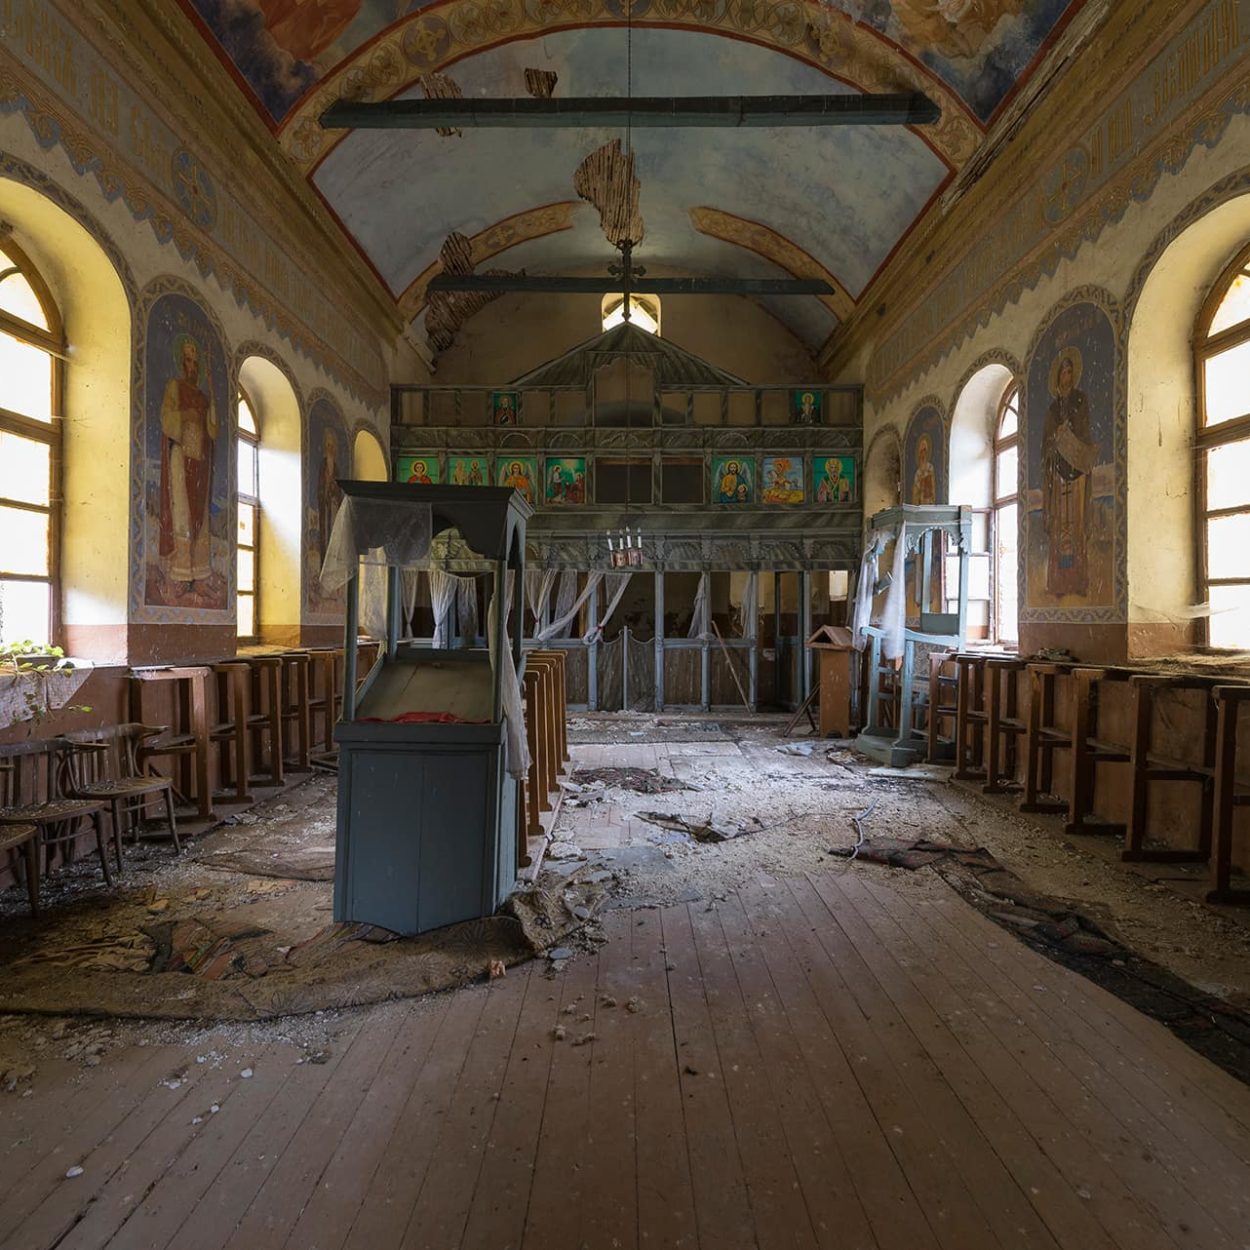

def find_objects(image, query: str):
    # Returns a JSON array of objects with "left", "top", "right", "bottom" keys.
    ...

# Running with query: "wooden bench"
[{"left": 1065, "top": 667, "right": 1132, "bottom": 837}]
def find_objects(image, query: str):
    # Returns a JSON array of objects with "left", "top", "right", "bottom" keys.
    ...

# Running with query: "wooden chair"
[
  {"left": 1065, "top": 667, "right": 1132, "bottom": 837},
  {"left": 307, "top": 647, "right": 344, "bottom": 760},
  {"left": 523, "top": 668, "right": 545, "bottom": 840},
  {"left": 982, "top": 657, "right": 1028, "bottom": 794},
  {"left": 0, "top": 764, "right": 38, "bottom": 914},
  {"left": 953, "top": 653, "right": 988, "bottom": 782},
  {"left": 926, "top": 650, "right": 958, "bottom": 764},
  {"left": 1122, "top": 674, "right": 1220, "bottom": 863},
  {"left": 59, "top": 724, "right": 181, "bottom": 853},
  {"left": 209, "top": 661, "right": 252, "bottom": 803},
  {"left": 1022, "top": 661, "right": 1075, "bottom": 815},
  {"left": 244, "top": 655, "right": 284, "bottom": 786},
  {"left": 531, "top": 649, "right": 570, "bottom": 766},
  {"left": 1210, "top": 684, "right": 1250, "bottom": 904},
  {"left": 0, "top": 743, "right": 116, "bottom": 886},
  {"left": 278, "top": 651, "right": 313, "bottom": 772},
  {"left": 129, "top": 666, "right": 213, "bottom": 820}
]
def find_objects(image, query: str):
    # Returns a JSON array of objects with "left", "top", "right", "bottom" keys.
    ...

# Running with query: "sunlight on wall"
[
  {"left": 0, "top": 177, "right": 131, "bottom": 657},
  {"left": 240, "top": 355, "right": 302, "bottom": 644},
  {"left": 1127, "top": 194, "right": 1250, "bottom": 640}
]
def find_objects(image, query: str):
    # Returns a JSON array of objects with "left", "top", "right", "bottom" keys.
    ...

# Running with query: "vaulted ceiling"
[{"left": 182, "top": 0, "right": 1087, "bottom": 356}]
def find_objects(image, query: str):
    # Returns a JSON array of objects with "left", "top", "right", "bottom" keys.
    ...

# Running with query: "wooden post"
[
  {"left": 654, "top": 570, "right": 665, "bottom": 711},
  {"left": 747, "top": 571, "right": 759, "bottom": 712},
  {"left": 699, "top": 575, "right": 711, "bottom": 711},
  {"left": 799, "top": 570, "right": 812, "bottom": 703},
  {"left": 343, "top": 572, "right": 360, "bottom": 722},
  {"left": 587, "top": 580, "right": 599, "bottom": 712},
  {"left": 773, "top": 571, "right": 783, "bottom": 707}
]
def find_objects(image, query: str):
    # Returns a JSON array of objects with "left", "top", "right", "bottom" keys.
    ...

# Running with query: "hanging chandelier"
[{"left": 607, "top": 527, "right": 644, "bottom": 568}]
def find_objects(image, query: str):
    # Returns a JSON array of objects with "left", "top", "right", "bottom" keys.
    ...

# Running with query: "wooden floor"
[{"left": 5, "top": 867, "right": 1250, "bottom": 1250}]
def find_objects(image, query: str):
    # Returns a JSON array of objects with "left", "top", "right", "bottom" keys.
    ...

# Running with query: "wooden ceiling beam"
[
  {"left": 426, "top": 274, "right": 836, "bottom": 296},
  {"left": 321, "top": 93, "right": 939, "bottom": 130}
]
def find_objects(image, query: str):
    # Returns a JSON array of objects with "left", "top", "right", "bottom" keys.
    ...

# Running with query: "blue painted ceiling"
[{"left": 183, "top": 2, "right": 1086, "bottom": 353}]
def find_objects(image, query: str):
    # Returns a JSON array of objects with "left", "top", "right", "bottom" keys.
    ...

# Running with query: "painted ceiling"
[{"left": 182, "top": 0, "right": 1086, "bottom": 354}]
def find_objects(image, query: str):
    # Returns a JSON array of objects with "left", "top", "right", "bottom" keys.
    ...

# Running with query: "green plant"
[{"left": 0, "top": 641, "right": 91, "bottom": 728}]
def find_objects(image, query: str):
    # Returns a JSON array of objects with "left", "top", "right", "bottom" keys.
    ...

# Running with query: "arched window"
[
  {"left": 0, "top": 234, "right": 62, "bottom": 647},
  {"left": 236, "top": 390, "right": 260, "bottom": 642},
  {"left": 1197, "top": 241, "right": 1250, "bottom": 648},
  {"left": 602, "top": 293, "right": 660, "bottom": 335},
  {"left": 993, "top": 386, "right": 1020, "bottom": 644}
]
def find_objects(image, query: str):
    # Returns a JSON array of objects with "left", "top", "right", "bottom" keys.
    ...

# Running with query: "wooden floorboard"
[
  {"left": 849, "top": 873, "right": 1250, "bottom": 1246},
  {"left": 8, "top": 868, "right": 1250, "bottom": 1250}
]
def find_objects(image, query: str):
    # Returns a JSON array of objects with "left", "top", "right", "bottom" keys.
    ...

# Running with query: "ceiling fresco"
[
  {"left": 179, "top": 1, "right": 1086, "bottom": 353},
  {"left": 311, "top": 30, "right": 946, "bottom": 346},
  {"left": 184, "top": 0, "right": 1083, "bottom": 126}
]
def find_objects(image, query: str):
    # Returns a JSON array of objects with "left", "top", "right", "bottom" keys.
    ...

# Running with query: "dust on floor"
[
  {"left": 0, "top": 772, "right": 610, "bottom": 1024},
  {"left": 550, "top": 717, "right": 1250, "bottom": 1010}
]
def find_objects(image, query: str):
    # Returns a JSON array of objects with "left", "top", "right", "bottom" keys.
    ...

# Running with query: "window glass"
[
  {"left": 602, "top": 296, "right": 659, "bottom": 335},
  {"left": 237, "top": 593, "right": 255, "bottom": 640},
  {"left": 237, "top": 547, "right": 255, "bottom": 594},
  {"left": 996, "top": 501, "right": 1019, "bottom": 643},
  {"left": 237, "top": 500, "right": 255, "bottom": 546},
  {"left": 1209, "top": 583, "right": 1250, "bottom": 649},
  {"left": 1203, "top": 339, "right": 1250, "bottom": 426},
  {"left": 0, "top": 330, "right": 53, "bottom": 421},
  {"left": 994, "top": 445, "right": 1017, "bottom": 500},
  {"left": 1207, "top": 514, "right": 1250, "bottom": 580},
  {"left": 1206, "top": 441, "right": 1250, "bottom": 512},
  {"left": 998, "top": 394, "right": 1019, "bottom": 438},
  {"left": 238, "top": 393, "right": 258, "bottom": 436},
  {"left": 0, "top": 506, "right": 49, "bottom": 576},
  {"left": 0, "top": 579, "right": 51, "bottom": 646},
  {"left": 1210, "top": 271, "right": 1250, "bottom": 336},
  {"left": 0, "top": 269, "right": 49, "bottom": 330},
  {"left": 238, "top": 438, "right": 258, "bottom": 497},
  {"left": 0, "top": 432, "right": 50, "bottom": 505}
]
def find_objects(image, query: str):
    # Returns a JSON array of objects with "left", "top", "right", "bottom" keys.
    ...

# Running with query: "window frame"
[
  {"left": 0, "top": 233, "right": 64, "bottom": 648},
  {"left": 236, "top": 388, "right": 260, "bottom": 645},
  {"left": 1195, "top": 239, "right": 1250, "bottom": 649},
  {"left": 991, "top": 384, "right": 1020, "bottom": 646}
]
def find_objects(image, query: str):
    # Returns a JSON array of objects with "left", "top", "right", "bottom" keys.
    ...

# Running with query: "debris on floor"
[
  {"left": 636, "top": 811, "right": 745, "bottom": 843},
  {"left": 572, "top": 766, "right": 697, "bottom": 794},
  {"left": 867, "top": 764, "right": 954, "bottom": 782}
]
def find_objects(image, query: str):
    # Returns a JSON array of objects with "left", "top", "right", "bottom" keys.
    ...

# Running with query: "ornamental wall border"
[{"left": 0, "top": 48, "right": 389, "bottom": 412}]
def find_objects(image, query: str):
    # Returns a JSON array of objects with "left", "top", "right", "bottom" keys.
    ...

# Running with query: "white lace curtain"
[
  {"left": 428, "top": 569, "right": 482, "bottom": 648},
  {"left": 535, "top": 572, "right": 603, "bottom": 642},
  {"left": 738, "top": 573, "right": 758, "bottom": 640},
  {"left": 486, "top": 589, "right": 530, "bottom": 781},
  {"left": 550, "top": 570, "right": 578, "bottom": 638},
  {"left": 583, "top": 573, "right": 632, "bottom": 644},
  {"left": 525, "top": 569, "right": 558, "bottom": 634},
  {"left": 688, "top": 573, "right": 711, "bottom": 640}
]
